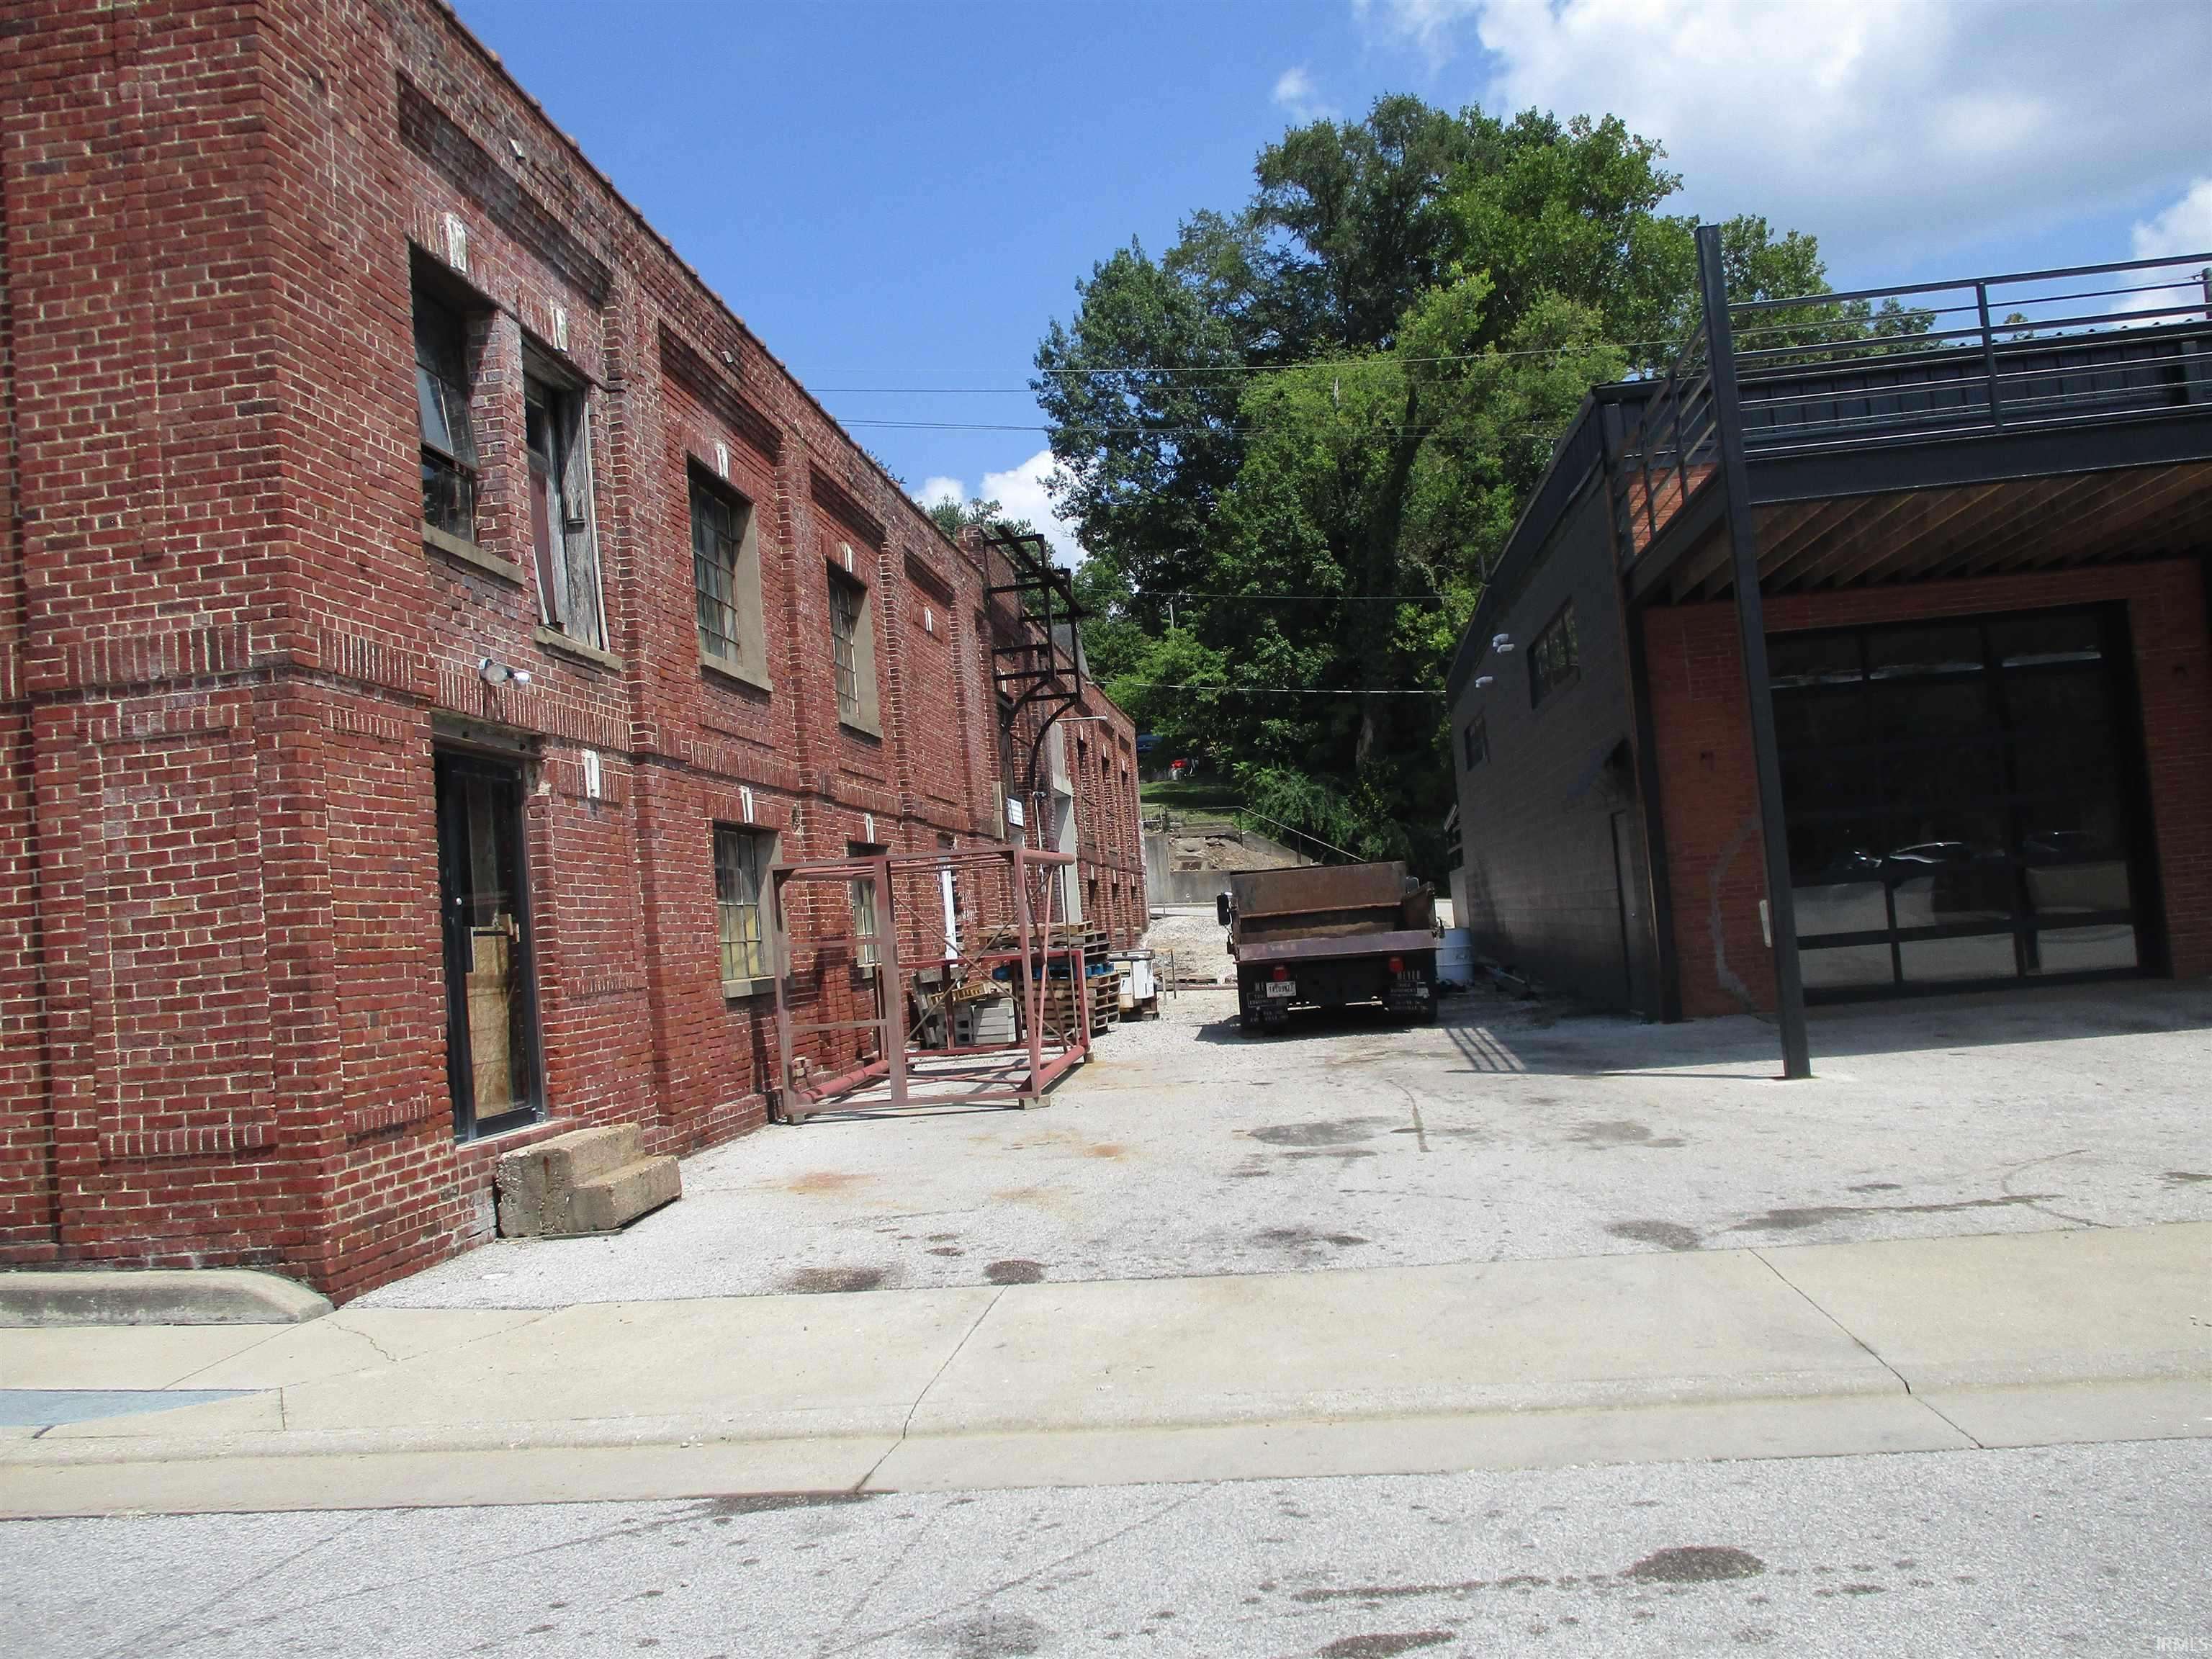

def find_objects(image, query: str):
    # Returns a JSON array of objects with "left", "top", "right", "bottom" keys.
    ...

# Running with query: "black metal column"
[{"left": 1696, "top": 223, "right": 1811, "bottom": 1079}]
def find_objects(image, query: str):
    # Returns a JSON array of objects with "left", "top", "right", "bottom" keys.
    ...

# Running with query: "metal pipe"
[{"left": 1697, "top": 222, "right": 1810, "bottom": 1081}]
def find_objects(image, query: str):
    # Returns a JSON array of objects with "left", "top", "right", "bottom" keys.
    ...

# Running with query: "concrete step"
[
  {"left": 544, "top": 1124, "right": 640, "bottom": 1187},
  {"left": 563, "top": 1155, "right": 682, "bottom": 1235},
  {"left": 495, "top": 1124, "right": 653, "bottom": 1238}
]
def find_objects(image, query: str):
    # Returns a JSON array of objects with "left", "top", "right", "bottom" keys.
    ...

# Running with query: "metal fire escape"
[{"left": 983, "top": 527, "right": 1087, "bottom": 814}]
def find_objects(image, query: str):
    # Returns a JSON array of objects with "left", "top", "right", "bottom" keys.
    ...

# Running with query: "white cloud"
[
  {"left": 912, "top": 451, "right": 1082, "bottom": 564},
  {"left": 1357, "top": 0, "right": 2212, "bottom": 269},
  {"left": 2133, "top": 178, "right": 2212, "bottom": 261},
  {"left": 981, "top": 449, "right": 1082, "bottom": 565},
  {"left": 1273, "top": 65, "right": 1338, "bottom": 123}
]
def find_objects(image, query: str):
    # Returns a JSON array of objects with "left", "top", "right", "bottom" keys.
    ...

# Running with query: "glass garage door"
[{"left": 1771, "top": 606, "right": 2149, "bottom": 999}]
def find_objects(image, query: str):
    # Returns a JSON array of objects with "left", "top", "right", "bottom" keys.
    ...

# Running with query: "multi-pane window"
[
  {"left": 847, "top": 842, "right": 884, "bottom": 969},
  {"left": 413, "top": 289, "right": 477, "bottom": 539},
  {"left": 1462, "top": 714, "right": 1488, "bottom": 768},
  {"left": 830, "top": 573, "right": 864, "bottom": 724},
  {"left": 714, "top": 825, "right": 771, "bottom": 986},
  {"left": 692, "top": 476, "right": 747, "bottom": 666},
  {"left": 1529, "top": 601, "right": 1581, "bottom": 707},
  {"left": 524, "top": 375, "right": 604, "bottom": 649}
]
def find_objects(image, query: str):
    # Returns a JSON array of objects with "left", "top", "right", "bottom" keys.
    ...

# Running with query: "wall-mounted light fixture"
[
  {"left": 1474, "top": 675, "right": 1495, "bottom": 690},
  {"left": 477, "top": 656, "right": 532, "bottom": 688},
  {"left": 1491, "top": 634, "right": 1516, "bottom": 653}
]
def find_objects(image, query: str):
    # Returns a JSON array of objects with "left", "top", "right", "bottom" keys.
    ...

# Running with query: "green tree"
[{"left": 1035, "top": 94, "right": 1846, "bottom": 871}]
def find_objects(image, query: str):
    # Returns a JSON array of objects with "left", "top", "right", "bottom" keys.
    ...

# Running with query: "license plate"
[{"left": 1264, "top": 981, "right": 1296, "bottom": 998}]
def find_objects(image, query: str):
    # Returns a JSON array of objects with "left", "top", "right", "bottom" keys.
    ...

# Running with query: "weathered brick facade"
[{"left": 0, "top": 0, "right": 1143, "bottom": 1298}]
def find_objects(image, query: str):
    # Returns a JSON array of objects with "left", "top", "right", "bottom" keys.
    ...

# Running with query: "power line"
[
  {"left": 804, "top": 336, "right": 1673, "bottom": 390},
  {"left": 1148, "top": 590, "right": 1448, "bottom": 601},
  {"left": 1111, "top": 679, "right": 1446, "bottom": 697},
  {"left": 840, "top": 418, "right": 1573, "bottom": 441}
]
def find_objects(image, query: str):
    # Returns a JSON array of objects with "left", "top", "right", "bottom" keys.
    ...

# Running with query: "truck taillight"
[
  {"left": 1388, "top": 956, "right": 1403, "bottom": 974},
  {"left": 1271, "top": 966, "right": 1289, "bottom": 981}
]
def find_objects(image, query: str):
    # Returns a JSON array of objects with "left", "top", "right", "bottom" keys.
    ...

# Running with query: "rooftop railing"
[{"left": 1608, "top": 250, "right": 2212, "bottom": 567}]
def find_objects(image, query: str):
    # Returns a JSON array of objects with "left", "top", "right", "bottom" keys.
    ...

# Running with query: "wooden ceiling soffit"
[
  {"left": 1771, "top": 487, "right": 1976, "bottom": 593},
  {"left": 1919, "top": 474, "right": 2145, "bottom": 583},
  {"left": 1804, "top": 480, "right": 2026, "bottom": 591},
  {"left": 1917, "top": 466, "right": 2206, "bottom": 585},
  {"left": 660, "top": 325, "right": 782, "bottom": 462},
  {"left": 1757, "top": 496, "right": 1876, "bottom": 585}
]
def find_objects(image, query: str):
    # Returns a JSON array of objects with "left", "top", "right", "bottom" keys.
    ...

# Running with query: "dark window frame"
[
  {"left": 413, "top": 284, "right": 480, "bottom": 541},
  {"left": 1462, "top": 713, "right": 1488, "bottom": 769},
  {"left": 1529, "top": 601, "right": 1581, "bottom": 709},
  {"left": 829, "top": 570, "right": 866, "bottom": 724},
  {"left": 691, "top": 470, "right": 750, "bottom": 669}
]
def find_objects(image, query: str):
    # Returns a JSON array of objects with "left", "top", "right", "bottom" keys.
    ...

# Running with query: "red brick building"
[
  {"left": 1446, "top": 251, "right": 2212, "bottom": 1022},
  {"left": 0, "top": 0, "right": 1143, "bottom": 1298}
]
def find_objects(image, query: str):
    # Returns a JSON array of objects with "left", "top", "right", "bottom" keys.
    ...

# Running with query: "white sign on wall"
[{"left": 1005, "top": 798, "right": 1025, "bottom": 828}]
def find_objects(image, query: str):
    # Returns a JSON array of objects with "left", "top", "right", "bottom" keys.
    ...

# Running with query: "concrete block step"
[
  {"left": 495, "top": 1123, "right": 650, "bottom": 1238},
  {"left": 543, "top": 1123, "right": 641, "bottom": 1187},
  {"left": 563, "top": 1155, "right": 682, "bottom": 1235}
]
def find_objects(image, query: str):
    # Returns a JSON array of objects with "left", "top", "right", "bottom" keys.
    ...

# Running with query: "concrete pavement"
[
  {"left": 4, "top": 1221, "right": 2205, "bottom": 1517},
  {"left": 353, "top": 979, "right": 2212, "bottom": 1310}
]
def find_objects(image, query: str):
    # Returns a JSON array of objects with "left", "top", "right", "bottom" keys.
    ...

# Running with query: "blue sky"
[{"left": 452, "top": 0, "right": 2212, "bottom": 556}]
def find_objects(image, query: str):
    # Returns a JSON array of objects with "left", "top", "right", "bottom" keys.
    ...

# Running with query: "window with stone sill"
[
  {"left": 693, "top": 475, "right": 748, "bottom": 667},
  {"left": 830, "top": 571, "right": 865, "bottom": 724},
  {"left": 714, "top": 824, "right": 773, "bottom": 986}
]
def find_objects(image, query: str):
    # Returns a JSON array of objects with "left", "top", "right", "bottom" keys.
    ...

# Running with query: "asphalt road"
[{"left": 6, "top": 1439, "right": 2205, "bottom": 1658}]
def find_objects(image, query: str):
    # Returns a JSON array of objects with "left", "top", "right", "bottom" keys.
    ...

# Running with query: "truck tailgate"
[{"left": 1237, "top": 928, "right": 1437, "bottom": 966}]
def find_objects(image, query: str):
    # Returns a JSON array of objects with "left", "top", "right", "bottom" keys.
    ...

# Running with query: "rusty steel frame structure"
[{"left": 767, "top": 843, "right": 1092, "bottom": 1120}]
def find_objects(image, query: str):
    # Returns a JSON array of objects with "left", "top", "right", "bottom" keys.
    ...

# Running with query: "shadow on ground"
[{"left": 1421, "top": 978, "right": 2212, "bottom": 1077}]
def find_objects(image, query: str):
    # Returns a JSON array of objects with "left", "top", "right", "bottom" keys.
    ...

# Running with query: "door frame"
[{"left": 434, "top": 745, "right": 545, "bottom": 1140}]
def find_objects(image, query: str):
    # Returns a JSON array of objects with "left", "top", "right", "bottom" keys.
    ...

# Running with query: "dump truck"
[{"left": 1216, "top": 861, "right": 1439, "bottom": 1031}]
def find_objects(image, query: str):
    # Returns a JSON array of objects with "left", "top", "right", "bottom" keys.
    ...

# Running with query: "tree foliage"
[{"left": 1035, "top": 96, "right": 1851, "bottom": 872}]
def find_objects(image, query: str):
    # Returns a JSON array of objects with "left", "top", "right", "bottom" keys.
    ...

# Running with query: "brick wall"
[
  {"left": 1645, "top": 559, "right": 2212, "bottom": 1018},
  {"left": 0, "top": 0, "right": 1142, "bottom": 1298}
]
